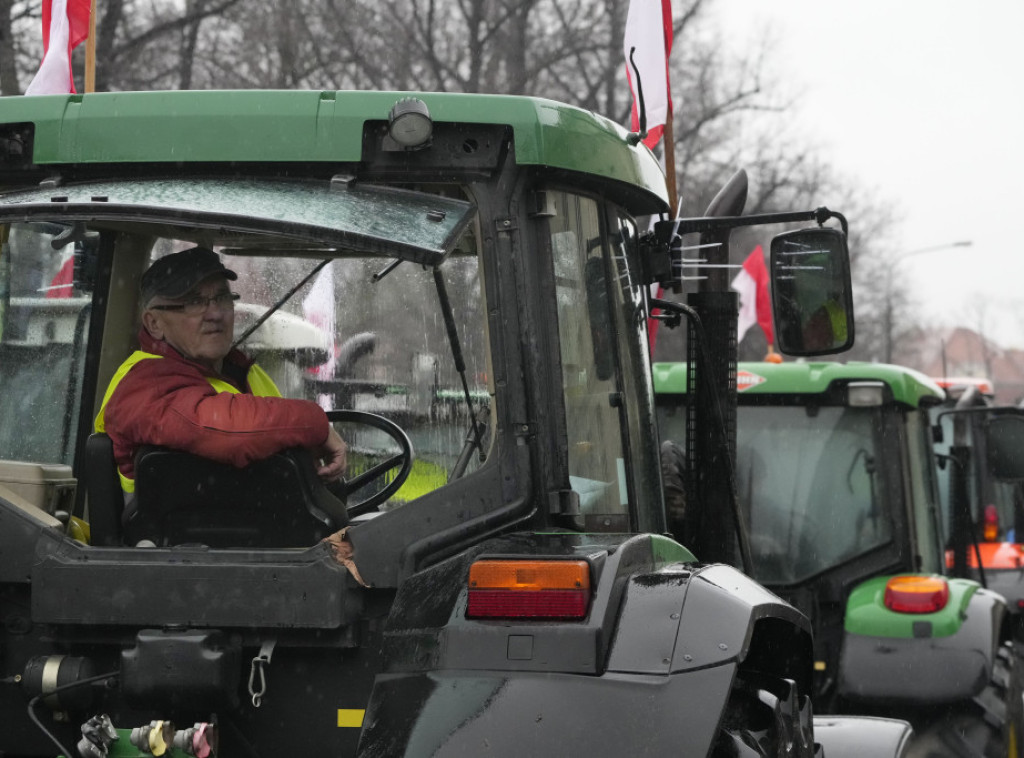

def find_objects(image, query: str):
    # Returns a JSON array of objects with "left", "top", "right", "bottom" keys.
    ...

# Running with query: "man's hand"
[{"left": 316, "top": 426, "right": 347, "bottom": 481}]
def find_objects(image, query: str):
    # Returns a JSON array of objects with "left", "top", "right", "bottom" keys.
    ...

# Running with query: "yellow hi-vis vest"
[
  {"left": 94, "top": 351, "right": 281, "bottom": 493},
  {"left": 823, "top": 299, "right": 849, "bottom": 343}
]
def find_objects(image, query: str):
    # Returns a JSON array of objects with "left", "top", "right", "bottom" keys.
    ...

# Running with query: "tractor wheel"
[
  {"left": 906, "top": 642, "right": 1024, "bottom": 758},
  {"left": 711, "top": 672, "right": 821, "bottom": 757},
  {"left": 660, "top": 440, "right": 688, "bottom": 532}
]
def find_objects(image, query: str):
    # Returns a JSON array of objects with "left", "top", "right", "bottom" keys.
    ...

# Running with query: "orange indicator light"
[
  {"left": 884, "top": 575, "right": 949, "bottom": 614},
  {"left": 467, "top": 560, "right": 590, "bottom": 619}
]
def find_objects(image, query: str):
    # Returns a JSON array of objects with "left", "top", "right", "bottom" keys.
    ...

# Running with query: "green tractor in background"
[
  {"left": 655, "top": 360, "right": 1024, "bottom": 756},
  {"left": 932, "top": 378, "right": 1024, "bottom": 647}
]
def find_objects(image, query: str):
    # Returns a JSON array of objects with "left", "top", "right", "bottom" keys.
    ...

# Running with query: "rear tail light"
[
  {"left": 467, "top": 559, "right": 590, "bottom": 620},
  {"left": 884, "top": 575, "right": 949, "bottom": 614},
  {"left": 984, "top": 504, "right": 1000, "bottom": 542}
]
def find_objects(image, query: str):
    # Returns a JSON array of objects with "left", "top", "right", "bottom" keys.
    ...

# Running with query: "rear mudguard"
[
  {"left": 982, "top": 566, "right": 1024, "bottom": 622},
  {"left": 838, "top": 578, "right": 1006, "bottom": 704},
  {"left": 812, "top": 716, "right": 913, "bottom": 758},
  {"left": 358, "top": 532, "right": 815, "bottom": 756},
  {"left": 362, "top": 667, "right": 735, "bottom": 755}
]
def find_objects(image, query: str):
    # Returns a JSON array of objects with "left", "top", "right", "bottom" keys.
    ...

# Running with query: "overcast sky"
[{"left": 709, "top": 1, "right": 1024, "bottom": 348}]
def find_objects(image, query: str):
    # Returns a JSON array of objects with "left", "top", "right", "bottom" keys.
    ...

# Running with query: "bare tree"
[
  {"left": 6, "top": 0, "right": 910, "bottom": 359},
  {"left": 85, "top": 0, "right": 244, "bottom": 91},
  {"left": 1, "top": 0, "right": 39, "bottom": 96}
]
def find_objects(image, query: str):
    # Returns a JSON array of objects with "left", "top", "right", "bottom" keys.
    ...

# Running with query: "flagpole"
[{"left": 85, "top": 0, "right": 97, "bottom": 93}]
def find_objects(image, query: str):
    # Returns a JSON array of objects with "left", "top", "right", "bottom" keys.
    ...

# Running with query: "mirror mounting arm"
[
  {"left": 670, "top": 206, "right": 848, "bottom": 237},
  {"left": 638, "top": 206, "right": 849, "bottom": 288}
]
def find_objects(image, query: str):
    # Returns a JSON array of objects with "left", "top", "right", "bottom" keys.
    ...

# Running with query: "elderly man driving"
[{"left": 95, "top": 246, "right": 347, "bottom": 511}]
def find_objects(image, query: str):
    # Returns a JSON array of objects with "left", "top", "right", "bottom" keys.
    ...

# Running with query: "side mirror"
[
  {"left": 770, "top": 227, "right": 854, "bottom": 356},
  {"left": 986, "top": 414, "right": 1024, "bottom": 481}
]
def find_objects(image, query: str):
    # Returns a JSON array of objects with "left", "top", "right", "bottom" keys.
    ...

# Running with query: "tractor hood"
[{"left": 653, "top": 361, "right": 944, "bottom": 409}]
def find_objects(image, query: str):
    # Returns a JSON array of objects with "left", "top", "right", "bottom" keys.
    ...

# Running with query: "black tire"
[
  {"left": 660, "top": 440, "right": 689, "bottom": 537},
  {"left": 906, "top": 642, "right": 1024, "bottom": 758},
  {"left": 712, "top": 672, "right": 820, "bottom": 757}
]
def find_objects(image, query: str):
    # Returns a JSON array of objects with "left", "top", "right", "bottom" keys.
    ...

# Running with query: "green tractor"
[
  {"left": 0, "top": 90, "right": 910, "bottom": 756},
  {"left": 655, "top": 360, "right": 1024, "bottom": 755},
  {"left": 932, "top": 378, "right": 1024, "bottom": 646}
]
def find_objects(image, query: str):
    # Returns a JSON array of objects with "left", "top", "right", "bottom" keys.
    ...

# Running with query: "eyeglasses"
[{"left": 149, "top": 292, "right": 240, "bottom": 315}]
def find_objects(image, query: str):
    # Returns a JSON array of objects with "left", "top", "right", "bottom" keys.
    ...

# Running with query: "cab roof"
[
  {"left": 652, "top": 361, "right": 945, "bottom": 408},
  {"left": 0, "top": 89, "right": 668, "bottom": 209}
]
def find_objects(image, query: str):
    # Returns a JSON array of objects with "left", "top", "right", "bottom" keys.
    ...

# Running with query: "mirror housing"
[
  {"left": 986, "top": 414, "right": 1024, "bottom": 481},
  {"left": 770, "top": 227, "right": 854, "bottom": 356}
]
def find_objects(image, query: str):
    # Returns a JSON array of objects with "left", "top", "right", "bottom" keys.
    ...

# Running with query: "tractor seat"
[
  {"left": 121, "top": 445, "right": 349, "bottom": 548},
  {"left": 84, "top": 433, "right": 128, "bottom": 546}
]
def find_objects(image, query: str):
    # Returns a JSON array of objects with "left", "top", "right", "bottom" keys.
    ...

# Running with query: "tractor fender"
[
  {"left": 837, "top": 585, "right": 1007, "bottom": 705},
  {"left": 812, "top": 716, "right": 913, "bottom": 758},
  {"left": 608, "top": 562, "right": 812, "bottom": 689},
  {"left": 359, "top": 666, "right": 737, "bottom": 756},
  {"left": 982, "top": 566, "right": 1024, "bottom": 626},
  {"left": 378, "top": 533, "right": 811, "bottom": 680},
  {"left": 360, "top": 534, "right": 819, "bottom": 756}
]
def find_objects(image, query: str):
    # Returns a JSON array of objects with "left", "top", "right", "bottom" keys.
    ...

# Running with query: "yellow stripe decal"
[{"left": 337, "top": 709, "right": 365, "bottom": 728}]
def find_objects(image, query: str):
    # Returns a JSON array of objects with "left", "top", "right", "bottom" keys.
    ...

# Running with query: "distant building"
[{"left": 905, "top": 327, "right": 1024, "bottom": 406}]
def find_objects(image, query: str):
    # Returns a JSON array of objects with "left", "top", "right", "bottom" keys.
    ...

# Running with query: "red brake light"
[
  {"left": 884, "top": 575, "right": 949, "bottom": 614},
  {"left": 467, "top": 560, "right": 590, "bottom": 620},
  {"left": 984, "top": 504, "right": 1000, "bottom": 542}
]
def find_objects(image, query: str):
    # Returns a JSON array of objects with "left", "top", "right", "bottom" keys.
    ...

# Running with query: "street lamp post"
[{"left": 883, "top": 240, "right": 973, "bottom": 364}]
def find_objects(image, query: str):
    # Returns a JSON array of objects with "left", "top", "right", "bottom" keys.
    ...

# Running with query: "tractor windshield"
[
  {"left": 0, "top": 179, "right": 489, "bottom": 517},
  {"left": 735, "top": 405, "right": 893, "bottom": 585}
]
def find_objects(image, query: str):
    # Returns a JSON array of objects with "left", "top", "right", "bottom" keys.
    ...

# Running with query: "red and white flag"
[
  {"left": 623, "top": 0, "right": 673, "bottom": 150},
  {"left": 731, "top": 245, "right": 774, "bottom": 345},
  {"left": 25, "top": 0, "right": 92, "bottom": 96},
  {"left": 46, "top": 254, "right": 75, "bottom": 298}
]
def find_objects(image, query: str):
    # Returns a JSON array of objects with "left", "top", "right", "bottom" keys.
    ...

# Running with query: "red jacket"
[{"left": 97, "top": 328, "right": 330, "bottom": 485}]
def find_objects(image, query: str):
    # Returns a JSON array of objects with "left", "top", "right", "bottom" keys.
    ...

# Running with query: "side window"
[
  {"left": 0, "top": 223, "right": 96, "bottom": 466},
  {"left": 549, "top": 193, "right": 628, "bottom": 523}
]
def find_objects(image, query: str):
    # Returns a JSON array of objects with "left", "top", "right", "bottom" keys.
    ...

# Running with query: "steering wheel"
[{"left": 325, "top": 410, "right": 414, "bottom": 517}]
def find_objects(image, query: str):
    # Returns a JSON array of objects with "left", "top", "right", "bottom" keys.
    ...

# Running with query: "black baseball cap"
[{"left": 140, "top": 247, "right": 237, "bottom": 305}]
